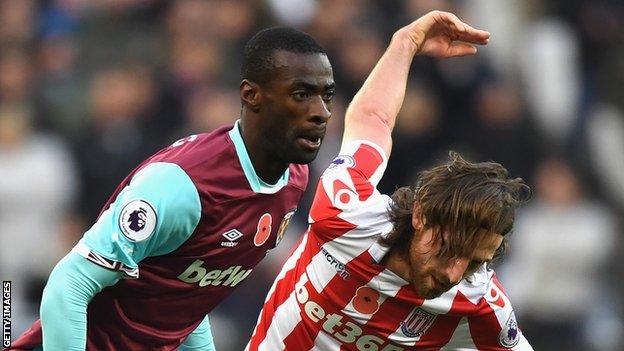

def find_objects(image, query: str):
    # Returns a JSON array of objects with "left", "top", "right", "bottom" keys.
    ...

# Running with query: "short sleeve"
[
  {"left": 73, "top": 162, "right": 201, "bottom": 278},
  {"left": 325, "top": 140, "right": 387, "bottom": 185},
  {"left": 309, "top": 140, "right": 388, "bottom": 224},
  {"left": 307, "top": 140, "right": 393, "bottom": 246},
  {"left": 466, "top": 273, "right": 534, "bottom": 350}
]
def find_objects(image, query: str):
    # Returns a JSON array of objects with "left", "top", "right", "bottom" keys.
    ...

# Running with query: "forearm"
[{"left": 40, "top": 251, "right": 120, "bottom": 350}]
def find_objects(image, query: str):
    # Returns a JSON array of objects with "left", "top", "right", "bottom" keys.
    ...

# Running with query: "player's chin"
[
  {"left": 288, "top": 145, "right": 321, "bottom": 164},
  {"left": 416, "top": 282, "right": 446, "bottom": 300},
  {"left": 420, "top": 287, "right": 445, "bottom": 300}
]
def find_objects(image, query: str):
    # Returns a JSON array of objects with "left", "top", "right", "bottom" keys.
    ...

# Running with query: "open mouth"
[
  {"left": 297, "top": 128, "right": 325, "bottom": 151},
  {"left": 297, "top": 136, "right": 322, "bottom": 150}
]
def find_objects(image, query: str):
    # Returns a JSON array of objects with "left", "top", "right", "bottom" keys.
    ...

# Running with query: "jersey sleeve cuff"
[
  {"left": 339, "top": 139, "right": 388, "bottom": 164},
  {"left": 328, "top": 139, "right": 388, "bottom": 186},
  {"left": 73, "top": 242, "right": 139, "bottom": 279}
]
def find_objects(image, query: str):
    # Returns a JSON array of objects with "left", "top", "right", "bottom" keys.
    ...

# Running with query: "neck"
[
  {"left": 239, "top": 115, "right": 288, "bottom": 184},
  {"left": 381, "top": 245, "right": 411, "bottom": 282}
]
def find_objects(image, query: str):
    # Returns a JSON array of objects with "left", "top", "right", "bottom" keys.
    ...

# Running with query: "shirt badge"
[
  {"left": 118, "top": 199, "right": 157, "bottom": 242},
  {"left": 498, "top": 310, "right": 521, "bottom": 348},
  {"left": 401, "top": 307, "right": 436, "bottom": 338}
]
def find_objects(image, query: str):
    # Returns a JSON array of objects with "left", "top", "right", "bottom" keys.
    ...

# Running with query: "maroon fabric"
[
  {"left": 5, "top": 320, "right": 41, "bottom": 350},
  {"left": 8, "top": 125, "right": 308, "bottom": 350}
]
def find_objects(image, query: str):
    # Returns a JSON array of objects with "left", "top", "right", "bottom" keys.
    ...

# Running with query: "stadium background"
[{"left": 0, "top": 0, "right": 622, "bottom": 350}]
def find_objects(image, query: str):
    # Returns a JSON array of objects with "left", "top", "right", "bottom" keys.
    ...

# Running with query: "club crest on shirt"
[
  {"left": 327, "top": 155, "right": 355, "bottom": 170},
  {"left": 275, "top": 209, "right": 296, "bottom": 246},
  {"left": 400, "top": 307, "right": 436, "bottom": 338},
  {"left": 498, "top": 310, "right": 520, "bottom": 348},
  {"left": 119, "top": 199, "right": 157, "bottom": 242}
]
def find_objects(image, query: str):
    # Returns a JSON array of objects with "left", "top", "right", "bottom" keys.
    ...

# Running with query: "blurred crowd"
[{"left": 0, "top": 1, "right": 622, "bottom": 350}]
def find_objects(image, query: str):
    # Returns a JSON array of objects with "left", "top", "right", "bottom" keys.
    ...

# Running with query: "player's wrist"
[{"left": 391, "top": 28, "right": 422, "bottom": 56}]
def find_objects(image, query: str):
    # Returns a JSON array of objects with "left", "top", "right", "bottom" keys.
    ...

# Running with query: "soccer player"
[
  {"left": 8, "top": 27, "right": 334, "bottom": 350},
  {"left": 247, "top": 11, "right": 534, "bottom": 350}
]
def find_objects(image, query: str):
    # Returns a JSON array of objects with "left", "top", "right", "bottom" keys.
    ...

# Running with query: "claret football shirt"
[{"left": 11, "top": 120, "right": 308, "bottom": 350}]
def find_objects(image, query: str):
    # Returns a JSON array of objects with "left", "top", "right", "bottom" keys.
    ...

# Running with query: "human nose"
[
  {"left": 309, "top": 95, "right": 331, "bottom": 124},
  {"left": 443, "top": 258, "right": 470, "bottom": 286}
]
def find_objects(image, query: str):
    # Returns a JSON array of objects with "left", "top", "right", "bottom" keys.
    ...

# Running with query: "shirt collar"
[{"left": 228, "top": 119, "right": 289, "bottom": 194}]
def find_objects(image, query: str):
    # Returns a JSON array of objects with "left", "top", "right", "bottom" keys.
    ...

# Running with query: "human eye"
[
  {"left": 322, "top": 90, "right": 335, "bottom": 102},
  {"left": 292, "top": 91, "right": 310, "bottom": 101}
]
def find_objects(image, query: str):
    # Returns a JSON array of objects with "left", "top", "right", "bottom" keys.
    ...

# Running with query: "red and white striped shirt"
[{"left": 247, "top": 141, "right": 533, "bottom": 351}]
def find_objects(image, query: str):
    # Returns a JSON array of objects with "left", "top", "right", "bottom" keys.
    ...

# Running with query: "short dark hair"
[
  {"left": 242, "top": 27, "right": 326, "bottom": 84},
  {"left": 381, "top": 152, "right": 531, "bottom": 261}
]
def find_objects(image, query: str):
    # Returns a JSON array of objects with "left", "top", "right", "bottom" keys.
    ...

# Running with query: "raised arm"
[{"left": 342, "top": 11, "right": 490, "bottom": 156}]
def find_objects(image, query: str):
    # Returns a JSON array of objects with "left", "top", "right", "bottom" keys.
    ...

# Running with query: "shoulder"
[
  {"left": 322, "top": 140, "right": 388, "bottom": 188},
  {"left": 166, "top": 126, "right": 235, "bottom": 162},
  {"left": 151, "top": 125, "right": 238, "bottom": 178},
  {"left": 452, "top": 268, "right": 518, "bottom": 321},
  {"left": 336, "top": 140, "right": 387, "bottom": 170},
  {"left": 288, "top": 163, "right": 309, "bottom": 190}
]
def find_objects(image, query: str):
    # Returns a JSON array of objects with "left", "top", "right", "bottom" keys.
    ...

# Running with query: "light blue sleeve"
[
  {"left": 40, "top": 251, "right": 122, "bottom": 351},
  {"left": 75, "top": 162, "right": 201, "bottom": 276},
  {"left": 180, "top": 315, "right": 216, "bottom": 351}
]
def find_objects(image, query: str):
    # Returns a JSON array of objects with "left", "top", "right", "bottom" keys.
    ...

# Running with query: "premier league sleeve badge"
[
  {"left": 498, "top": 310, "right": 521, "bottom": 348},
  {"left": 119, "top": 199, "right": 157, "bottom": 242}
]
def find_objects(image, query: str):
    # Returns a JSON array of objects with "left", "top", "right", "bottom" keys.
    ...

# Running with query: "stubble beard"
[{"left": 409, "top": 255, "right": 446, "bottom": 300}]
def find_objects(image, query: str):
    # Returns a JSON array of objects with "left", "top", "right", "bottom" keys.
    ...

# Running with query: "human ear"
[
  {"left": 411, "top": 203, "right": 423, "bottom": 232},
  {"left": 240, "top": 79, "right": 261, "bottom": 113}
]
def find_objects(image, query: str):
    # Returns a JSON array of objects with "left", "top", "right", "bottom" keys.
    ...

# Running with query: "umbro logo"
[{"left": 221, "top": 229, "right": 243, "bottom": 247}]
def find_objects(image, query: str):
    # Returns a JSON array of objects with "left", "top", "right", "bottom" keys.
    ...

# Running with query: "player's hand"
[{"left": 396, "top": 11, "right": 490, "bottom": 58}]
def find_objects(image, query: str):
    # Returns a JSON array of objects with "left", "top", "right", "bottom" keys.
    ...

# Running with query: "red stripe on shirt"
[
  {"left": 361, "top": 285, "right": 425, "bottom": 341},
  {"left": 351, "top": 143, "right": 384, "bottom": 180},
  {"left": 309, "top": 178, "right": 343, "bottom": 223},
  {"left": 468, "top": 294, "right": 507, "bottom": 350},
  {"left": 413, "top": 292, "right": 470, "bottom": 350},
  {"left": 247, "top": 234, "right": 319, "bottom": 350},
  {"left": 282, "top": 249, "right": 387, "bottom": 350},
  {"left": 281, "top": 271, "right": 325, "bottom": 350},
  {"left": 347, "top": 168, "right": 375, "bottom": 202}
]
